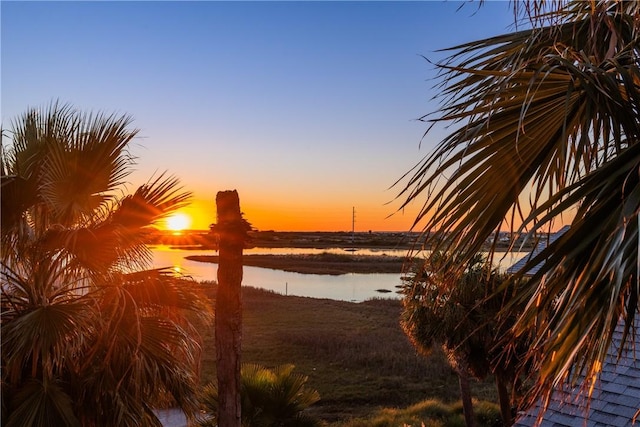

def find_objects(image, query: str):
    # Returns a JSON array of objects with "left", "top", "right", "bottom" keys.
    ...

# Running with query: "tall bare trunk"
[
  {"left": 458, "top": 368, "right": 476, "bottom": 427},
  {"left": 214, "top": 190, "right": 246, "bottom": 427},
  {"left": 495, "top": 373, "right": 513, "bottom": 426}
]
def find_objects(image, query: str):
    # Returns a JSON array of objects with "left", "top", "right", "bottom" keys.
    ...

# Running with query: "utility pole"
[
  {"left": 351, "top": 207, "right": 356, "bottom": 245},
  {"left": 213, "top": 190, "right": 249, "bottom": 427}
]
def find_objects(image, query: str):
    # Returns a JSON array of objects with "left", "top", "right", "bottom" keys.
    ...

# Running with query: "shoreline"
[
  {"left": 185, "top": 253, "right": 408, "bottom": 275},
  {"left": 147, "top": 230, "right": 536, "bottom": 252}
]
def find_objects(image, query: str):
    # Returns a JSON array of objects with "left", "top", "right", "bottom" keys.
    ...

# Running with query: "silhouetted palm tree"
[
  {"left": 1, "top": 102, "right": 210, "bottom": 426},
  {"left": 401, "top": 253, "right": 525, "bottom": 426},
  {"left": 398, "top": 0, "right": 639, "bottom": 408}
]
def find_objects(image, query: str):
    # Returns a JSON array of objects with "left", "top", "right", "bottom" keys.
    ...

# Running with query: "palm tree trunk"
[
  {"left": 458, "top": 368, "right": 476, "bottom": 427},
  {"left": 215, "top": 190, "right": 245, "bottom": 427},
  {"left": 495, "top": 373, "right": 513, "bottom": 426}
]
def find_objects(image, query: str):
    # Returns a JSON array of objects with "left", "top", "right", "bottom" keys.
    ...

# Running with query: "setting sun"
[{"left": 165, "top": 213, "right": 191, "bottom": 232}]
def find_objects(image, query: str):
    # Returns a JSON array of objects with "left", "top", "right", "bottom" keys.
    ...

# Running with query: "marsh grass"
[
  {"left": 336, "top": 399, "right": 501, "bottom": 427},
  {"left": 198, "top": 284, "right": 497, "bottom": 423}
]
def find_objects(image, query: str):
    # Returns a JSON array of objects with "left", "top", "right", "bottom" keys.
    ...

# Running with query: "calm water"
[{"left": 150, "top": 246, "right": 528, "bottom": 303}]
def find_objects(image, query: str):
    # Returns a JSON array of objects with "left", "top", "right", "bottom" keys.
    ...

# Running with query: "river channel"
[{"left": 151, "top": 246, "right": 529, "bottom": 303}]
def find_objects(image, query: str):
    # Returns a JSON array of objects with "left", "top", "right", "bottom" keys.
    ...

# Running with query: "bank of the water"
[
  {"left": 151, "top": 247, "right": 528, "bottom": 302},
  {"left": 185, "top": 253, "right": 406, "bottom": 275},
  {"left": 152, "top": 248, "right": 404, "bottom": 302}
]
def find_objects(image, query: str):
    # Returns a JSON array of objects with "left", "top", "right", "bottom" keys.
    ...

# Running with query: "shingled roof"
[
  {"left": 514, "top": 317, "right": 640, "bottom": 426},
  {"left": 506, "top": 226, "right": 570, "bottom": 276},
  {"left": 508, "top": 226, "right": 640, "bottom": 426}
]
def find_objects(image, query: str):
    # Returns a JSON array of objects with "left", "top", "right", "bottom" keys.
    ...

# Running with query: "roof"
[
  {"left": 508, "top": 226, "right": 640, "bottom": 426},
  {"left": 514, "top": 317, "right": 640, "bottom": 426},
  {"left": 506, "top": 226, "right": 570, "bottom": 276}
]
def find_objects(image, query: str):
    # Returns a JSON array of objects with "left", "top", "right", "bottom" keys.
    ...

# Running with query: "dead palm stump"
[{"left": 213, "top": 190, "right": 250, "bottom": 427}]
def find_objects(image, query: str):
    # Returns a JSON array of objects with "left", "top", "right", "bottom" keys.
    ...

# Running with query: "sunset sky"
[{"left": 2, "top": 1, "right": 517, "bottom": 231}]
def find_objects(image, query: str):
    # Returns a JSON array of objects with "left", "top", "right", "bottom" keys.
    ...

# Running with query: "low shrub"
[
  {"left": 474, "top": 401, "right": 502, "bottom": 427},
  {"left": 332, "top": 399, "right": 503, "bottom": 427},
  {"left": 200, "top": 363, "right": 320, "bottom": 427}
]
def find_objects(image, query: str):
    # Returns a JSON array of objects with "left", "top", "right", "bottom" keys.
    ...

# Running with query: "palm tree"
[
  {"left": 401, "top": 252, "right": 525, "bottom": 426},
  {"left": 1, "top": 102, "right": 211, "bottom": 426},
  {"left": 398, "top": 0, "right": 640, "bottom": 409},
  {"left": 200, "top": 363, "right": 321, "bottom": 427}
]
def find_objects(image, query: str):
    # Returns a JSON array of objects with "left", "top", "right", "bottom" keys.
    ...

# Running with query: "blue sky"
[{"left": 2, "top": 1, "right": 517, "bottom": 231}]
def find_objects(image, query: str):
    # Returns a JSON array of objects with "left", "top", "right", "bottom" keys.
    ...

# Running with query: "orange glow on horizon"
[
  {"left": 155, "top": 193, "right": 571, "bottom": 233},
  {"left": 163, "top": 192, "right": 566, "bottom": 233},
  {"left": 162, "top": 196, "right": 421, "bottom": 232}
]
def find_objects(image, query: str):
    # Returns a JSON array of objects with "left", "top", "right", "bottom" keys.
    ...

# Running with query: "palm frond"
[
  {"left": 70, "top": 272, "right": 207, "bottom": 424},
  {"left": 36, "top": 174, "right": 191, "bottom": 275},
  {"left": 504, "top": 143, "right": 640, "bottom": 402},
  {"left": 5, "top": 379, "right": 80, "bottom": 427},
  {"left": 0, "top": 174, "right": 36, "bottom": 236},
  {"left": 398, "top": 0, "right": 640, "bottom": 408},
  {"left": 121, "top": 268, "right": 212, "bottom": 317},
  {"left": 112, "top": 173, "right": 192, "bottom": 229},
  {"left": 40, "top": 109, "right": 137, "bottom": 225},
  {"left": 2, "top": 102, "right": 203, "bottom": 425},
  {"left": 401, "top": 21, "right": 639, "bottom": 245},
  {"left": 2, "top": 299, "right": 93, "bottom": 384}
]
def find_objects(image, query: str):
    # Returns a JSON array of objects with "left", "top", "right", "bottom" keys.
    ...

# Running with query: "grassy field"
[{"left": 197, "top": 283, "right": 498, "bottom": 425}]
